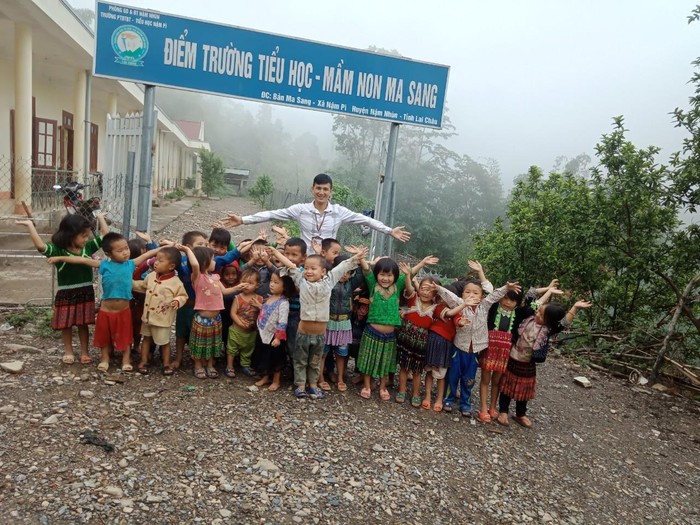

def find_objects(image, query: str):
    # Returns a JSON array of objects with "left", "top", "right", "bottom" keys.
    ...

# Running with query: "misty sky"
[{"left": 74, "top": 0, "right": 698, "bottom": 185}]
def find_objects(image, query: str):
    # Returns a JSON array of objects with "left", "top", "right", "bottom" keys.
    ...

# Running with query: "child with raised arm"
[
  {"left": 497, "top": 287, "right": 591, "bottom": 428},
  {"left": 47, "top": 232, "right": 164, "bottom": 373},
  {"left": 226, "top": 267, "right": 263, "bottom": 378},
  {"left": 436, "top": 261, "right": 521, "bottom": 417},
  {"left": 270, "top": 244, "right": 367, "bottom": 399},
  {"left": 477, "top": 279, "right": 557, "bottom": 422},
  {"left": 15, "top": 213, "right": 108, "bottom": 365},
  {"left": 254, "top": 269, "right": 295, "bottom": 391},
  {"left": 319, "top": 254, "right": 367, "bottom": 391},
  {"left": 132, "top": 246, "right": 189, "bottom": 375},
  {"left": 179, "top": 245, "right": 242, "bottom": 379},
  {"left": 355, "top": 255, "right": 410, "bottom": 401}
]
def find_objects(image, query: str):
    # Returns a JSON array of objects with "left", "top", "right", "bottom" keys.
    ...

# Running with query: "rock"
[
  {"left": 143, "top": 392, "right": 157, "bottom": 398},
  {"left": 343, "top": 492, "right": 354, "bottom": 502},
  {"left": 118, "top": 459, "right": 129, "bottom": 468},
  {"left": 147, "top": 495, "right": 163, "bottom": 503},
  {"left": 371, "top": 444, "right": 385, "bottom": 452},
  {"left": 80, "top": 390, "right": 95, "bottom": 398},
  {"left": 651, "top": 383, "right": 669, "bottom": 393},
  {"left": 0, "top": 361, "right": 24, "bottom": 374},
  {"left": 104, "top": 486, "right": 124, "bottom": 498},
  {"left": 42, "top": 415, "right": 59, "bottom": 425},
  {"left": 573, "top": 376, "right": 592, "bottom": 388},
  {"left": 4, "top": 343, "right": 41, "bottom": 353},
  {"left": 0, "top": 405, "right": 14, "bottom": 414},
  {"left": 219, "top": 509, "right": 232, "bottom": 518},
  {"left": 247, "top": 385, "right": 259, "bottom": 392},
  {"left": 254, "top": 458, "right": 279, "bottom": 472}
]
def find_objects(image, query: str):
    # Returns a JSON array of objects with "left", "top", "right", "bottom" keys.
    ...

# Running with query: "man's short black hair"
[{"left": 313, "top": 173, "right": 333, "bottom": 187}]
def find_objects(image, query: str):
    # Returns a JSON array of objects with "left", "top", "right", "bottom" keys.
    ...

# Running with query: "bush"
[
  {"left": 248, "top": 175, "right": 274, "bottom": 207},
  {"left": 165, "top": 187, "right": 186, "bottom": 200}
]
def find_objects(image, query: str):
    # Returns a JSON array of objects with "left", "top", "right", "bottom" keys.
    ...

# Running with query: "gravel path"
[{"left": 0, "top": 196, "right": 698, "bottom": 525}]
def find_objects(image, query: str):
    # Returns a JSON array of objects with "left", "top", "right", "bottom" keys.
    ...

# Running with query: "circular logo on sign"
[{"left": 111, "top": 25, "right": 149, "bottom": 66}]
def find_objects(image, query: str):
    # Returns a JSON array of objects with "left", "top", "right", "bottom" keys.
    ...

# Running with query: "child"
[
  {"left": 497, "top": 288, "right": 591, "bottom": 428},
  {"left": 477, "top": 286, "right": 526, "bottom": 422},
  {"left": 318, "top": 237, "right": 342, "bottom": 263},
  {"left": 209, "top": 227, "right": 234, "bottom": 258},
  {"left": 254, "top": 269, "right": 295, "bottom": 391},
  {"left": 180, "top": 245, "right": 240, "bottom": 379},
  {"left": 282, "top": 237, "right": 307, "bottom": 362},
  {"left": 245, "top": 241, "right": 273, "bottom": 298},
  {"left": 396, "top": 276, "right": 465, "bottom": 408},
  {"left": 174, "top": 231, "right": 242, "bottom": 369},
  {"left": 16, "top": 214, "right": 108, "bottom": 365},
  {"left": 133, "top": 246, "right": 189, "bottom": 375},
  {"left": 128, "top": 231, "right": 158, "bottom": 354},
  {"left": 271, "top": 245, "right": 367, "bottom": 399},
  {"left": 220, "top": 262, "right": 241, "bottom": 350},
  {"left": 348, "top": 286, "right": 371, "bottom": 384},
  {"left": 422, "top": 291, "right": 459, "bottom": 412},
  {"left": 437, "top": 267, "right": 521, "bottom": 417},
  {"left": 226, "top": 268, "right": 263, "bottom": 377},
  {"left": 355, "top": 256, "right": 409, "bottom": 401},
  {"left": 319, "top": 254, "right": 366, "bottom": 392},
  {"left": 174, "top": 231, "right": 209, "bottom": 370},
  {"left": 47, "top": 232, "right": 164, "bottom": 372}
]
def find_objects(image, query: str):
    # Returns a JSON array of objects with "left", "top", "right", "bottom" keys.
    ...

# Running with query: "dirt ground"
[{"left": 0, "top": 195, "right": 698, "bottom": 525}]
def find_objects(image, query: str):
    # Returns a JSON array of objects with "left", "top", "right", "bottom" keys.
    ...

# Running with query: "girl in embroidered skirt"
[
  {"left": 355, "top": 256, "right": 409, "bottom": 401},
  {"left": 421, "top": 281, "right": 468, "bottom": 412},
  {"left": 497, "top": 287, "right": 591, "bottom": 428},
  {"left": 254, "top": 270, "right": 295, "bottom": 391},
  {"left": 396, "top": 274, "right": 460, "bottom": 407},
  {"left": 16, "top": 214, "right": 108, "bottom": 365},
  {"left": 477, "top": 287, "right": 524, "bottom": 422},
  {"left": 180, "top": 245, "right": 240, "bottom": 379},
  {"left": 320, "top": 255, "right": 367, "bottom": 392}
]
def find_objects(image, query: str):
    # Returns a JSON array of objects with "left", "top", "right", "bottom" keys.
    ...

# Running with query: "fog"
[{"left": 73, "top": 0, "right": 697, "bottom": 187}]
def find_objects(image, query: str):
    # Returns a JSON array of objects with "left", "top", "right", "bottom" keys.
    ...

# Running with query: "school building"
[{"left": 0, "top": 0, "right": 209, "bottom": 219}]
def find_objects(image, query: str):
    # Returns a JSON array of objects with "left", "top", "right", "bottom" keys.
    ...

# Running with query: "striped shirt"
[{"left": 242, "top": 202, "right": 392, "bottom": 254}]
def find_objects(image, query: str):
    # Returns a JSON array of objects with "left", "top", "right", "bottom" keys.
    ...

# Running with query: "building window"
[{"left": 34, "top": 118, "right": 57, "bottom": 168}]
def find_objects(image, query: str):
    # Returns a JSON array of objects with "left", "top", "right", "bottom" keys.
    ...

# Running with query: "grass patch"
[{"left": 5, "top": 306, "right": 57, "bottom": 339}]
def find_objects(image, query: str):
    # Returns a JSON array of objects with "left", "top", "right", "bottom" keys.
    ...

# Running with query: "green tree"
[
  {"left": 248, "top": 174, "right": 274, "bottom": 207},
  {"left": 199, "top": 149, "right": 226, "bottom": 197}
]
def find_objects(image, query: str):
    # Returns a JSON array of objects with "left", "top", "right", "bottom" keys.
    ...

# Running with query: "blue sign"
[{"left": 94, "top": 1, "right": 450, "bottom": 129}]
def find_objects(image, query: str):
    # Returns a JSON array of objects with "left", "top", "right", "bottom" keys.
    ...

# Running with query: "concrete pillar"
[
  {"left": 14, "top": 23, "right": 32, "bottom": 213},
  {"left": 73, "top": 70, "right": 86, "bottom": 181},
  {"left": 107, "top": 93, "right": 118, "bottom": 117}
]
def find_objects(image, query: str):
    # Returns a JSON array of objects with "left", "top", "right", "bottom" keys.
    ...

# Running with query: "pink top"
[{"left": 193, "top": 272, "right": 224, "bottom": 311}]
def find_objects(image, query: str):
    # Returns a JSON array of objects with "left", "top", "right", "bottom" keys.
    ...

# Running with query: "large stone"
[
  {"left": 42, "top": 415, "right": 59, "bottom": 425},
  {"left": 4, "top": 343, "right": 41, "bottom": 354},
  {"left": 254, "top": 458, "right": 279, "bottom": 472},
  {"left": 573, "top": 376, "right": 592, "bottom": 388},
  {"left": 0, "top": 361, "right": 24, "bottom": 374},
  {"left": 104, "top": 486, "right": 123, "bottom": 498}
]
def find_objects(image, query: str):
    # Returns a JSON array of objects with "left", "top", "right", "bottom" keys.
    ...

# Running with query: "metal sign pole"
[
  {"left": 375, "top": 123, "right": 400, "bottom": 257},
  {"left": 122, "top": 151, "right": 136, "bottom": 235},
  {"left": 136, "top": 85, "right": 156, "bottom": 231}
]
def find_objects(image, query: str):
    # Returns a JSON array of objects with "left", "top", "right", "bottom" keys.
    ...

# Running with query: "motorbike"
[{"left": 53, "top": 181, "right": 103, "bottom": 233}]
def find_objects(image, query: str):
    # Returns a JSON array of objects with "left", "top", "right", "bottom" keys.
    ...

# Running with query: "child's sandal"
[
  {"left": 410, "top": 396, "right": 422, "bottom": 408},
  {"left": 395, "top": 392, "right": 406, "bottom": 404},
  {"left": 477, "top": 411, "right": 492, "bottom": 423},
  {"left": 194, "top": 367, "right": 207, "bottom": 380}
]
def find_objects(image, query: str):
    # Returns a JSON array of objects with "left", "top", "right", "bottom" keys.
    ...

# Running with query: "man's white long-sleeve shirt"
[{"left": 242, "top": 202, "right": 392, "bottom": 253}]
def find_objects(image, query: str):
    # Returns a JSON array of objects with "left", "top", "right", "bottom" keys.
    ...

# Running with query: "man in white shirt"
[{"left": 219, "top": 173, "right": 411, "bottom": 253}]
